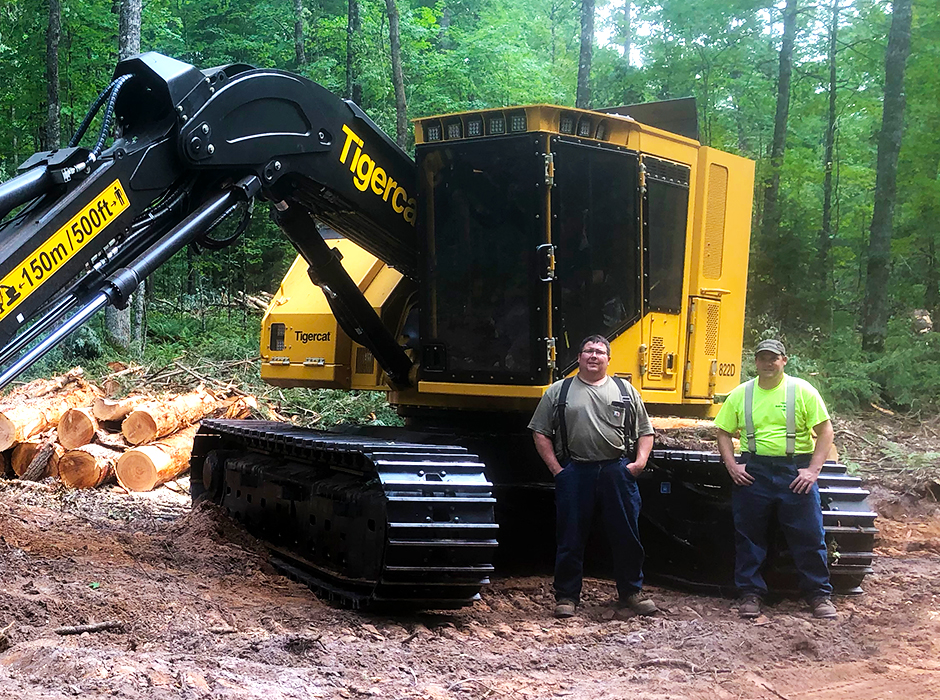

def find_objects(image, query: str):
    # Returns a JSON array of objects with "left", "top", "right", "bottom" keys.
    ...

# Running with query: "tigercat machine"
[{"left": 0, "top": 53, "right": 875, "bottom": 607}]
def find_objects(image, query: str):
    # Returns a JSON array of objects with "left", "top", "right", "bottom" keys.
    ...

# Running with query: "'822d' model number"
[
  {"left": 718, "top": 362, "right": 737, "bottom": 377},
  {"left": 0, "top": 179, "right": 129, "bottom": 322}
]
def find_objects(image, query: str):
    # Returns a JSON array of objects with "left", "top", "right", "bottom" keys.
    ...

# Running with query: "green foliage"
[{"left": 277, "top": 387, "right": 403, "bottom": 426}]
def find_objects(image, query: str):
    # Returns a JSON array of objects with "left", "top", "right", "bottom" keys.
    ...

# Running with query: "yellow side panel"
[
  {"left": 260, "top": 241, "right": 402, "bottom": 391},
  {"left": 685, "top": 297, "right": 721, "bottom": 398},
  {"left": 641, "top": 314, "right": 680, "bottom": 392},
  {"left": 688, "top": 147, "right": 754, "bottom": 398}
]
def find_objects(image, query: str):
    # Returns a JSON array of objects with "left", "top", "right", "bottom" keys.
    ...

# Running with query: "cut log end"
[
  {"left": 12, "top": 440, "right": 63, "bottom": 480},
  {"left": 0, "top": 415, "right": 16, "bottom": 452},
  {"left": 122, "top": 411, "right": 158, "bottom": 445},
  {"left": 59, "top": 408, "right": 98, "bottom": 450},
  {"left": 116, "top": 447, "right": 164, "bottom": 492},
  {"left": 58, "top": 444, "right": 118, "bottom": 489}
]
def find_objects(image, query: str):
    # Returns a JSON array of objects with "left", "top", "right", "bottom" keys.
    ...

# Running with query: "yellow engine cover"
[{"left": 260, "top": 239, "right": 403, "bottom": 391}]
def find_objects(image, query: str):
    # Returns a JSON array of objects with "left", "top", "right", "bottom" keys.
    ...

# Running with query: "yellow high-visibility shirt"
[{"left": 714, "top": 374, "right": 830, "bottom": 456}]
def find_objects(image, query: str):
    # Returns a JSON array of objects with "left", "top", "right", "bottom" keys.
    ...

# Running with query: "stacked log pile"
[{"left": 0, "top": 370, "right": 257, "bottom": 492}]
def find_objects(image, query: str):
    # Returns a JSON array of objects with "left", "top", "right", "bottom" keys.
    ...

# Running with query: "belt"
[{"left": 743, "top": 453, "right": 812, "bottom": 470}]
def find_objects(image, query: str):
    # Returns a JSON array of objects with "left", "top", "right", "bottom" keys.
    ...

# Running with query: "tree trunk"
[
  {"left": 294, "top": 0, "right": 306, "bottom": 67},
  {"left": 576, "top": 0, "right": 595, "bottom": 109},
  {"left": 862, "top": 0, "right": 913, "bottom": 352},
  {"left": 622, "top": 1, "right": 631, "bottom": 67},
  {"left": 926, "top": 233, "right": 940, "bottom": 317},
  {"left": 116, "top": 424, "right": 200, "bottom": 491},
  {"left": 758, "top": 0, "right": 798, "bottom": 327},
  {"left": 58, "top": 408, "right": 98, "bottom": 449},
  {"left": 3, "top": 367, "right": 86, "bottom": 403},
  {"left": 12, "top": 437, "right": 64, "bottom": 480},
  {"left": 550, "top": 0, "right": 559, "bottom": 66},
  {"left": 818, "top": 0, "right": 839, "bottom": 296},
  {"left": 0, "top": 381, "right": 99, "bottom": 451},
  {"left": 385, "top": 0, "right": 408, "bottom": 148},
  {"left": 118, "top": 0, "right": 142, "bottom": 60},
  {"left": 346, "top": 0, "right": 362, "bottom": 103},
  {"left": 132, "top": 279, "right": 146, "bottom": 354},
  {"left": 93, "top": 394, "right": 149, "bottom": 422},
  {"left": 121, "top": 389, "right": 218, "bottom": 445},
  {"left": 109, "top": 0, "right": 144, "bottom": 351},
  {"left": 760, "top": 0, "right": 798, "bottom": 236},
  {"left": 45, "top": 0, "right": 61, "bottom": 151},
  {"left": 59, "top": 443, "right": 123, "bottom": 489},
  {"left": 11, "top": 105, "right": 18, "bottom": 165}
]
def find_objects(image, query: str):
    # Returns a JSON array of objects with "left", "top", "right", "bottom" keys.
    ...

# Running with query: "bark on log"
[
  {"left": 59, "top": 443, "right": 122, "bottom": 489},
  {"left": 94, "top": 429, "right": 130, "bottom": 451},
  {"left": 58, "top": 408, "right": 98, "bottom": 449},
  {"left": 3, "top": 367, "right": 85, "bottom": 402},
  {"left": 12, "top": 439, "right": 64, "bottom": 480},
  {"left": 121, "top": 389, "right": 217, "bottom": 445},
  {"left": 0, "top": 381, "right": 99, "bottom": 451},
  {"left": 93, "top": 395, "right": 149, "bottom": 422},
  {"left": 218, "top": 395, "right": 258, "bottom": 420},
  {"left": 116, "top": 425, "right": 199, "bottom": 492}
]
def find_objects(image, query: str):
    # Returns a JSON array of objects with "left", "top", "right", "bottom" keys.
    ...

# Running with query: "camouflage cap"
[{"left": 754, "top": 339, "right": 786, "bottom": 356}]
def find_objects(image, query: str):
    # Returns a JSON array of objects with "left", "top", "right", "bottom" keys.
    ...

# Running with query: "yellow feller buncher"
[{"left": 0, "top": 53, "right": 875, "bottom": 607}]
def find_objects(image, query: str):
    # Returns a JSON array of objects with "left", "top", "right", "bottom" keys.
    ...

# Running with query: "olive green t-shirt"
[
  {"left": 714, "top": 374, "right": 830, "bottom": 456},
  {"left": 528, "top": 375, "right": 654, "bottom": 462}
]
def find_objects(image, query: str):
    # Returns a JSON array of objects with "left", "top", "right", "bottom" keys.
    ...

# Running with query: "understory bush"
[{"left": 748, "top": 319, "right": 940, "bottom": 414}]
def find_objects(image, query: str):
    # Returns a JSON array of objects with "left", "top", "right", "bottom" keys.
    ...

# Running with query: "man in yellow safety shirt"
[{"left": 715, "top": 339, "right": 837, "bottom": 620}]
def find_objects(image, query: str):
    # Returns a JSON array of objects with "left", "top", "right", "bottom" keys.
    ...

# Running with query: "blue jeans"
[
  {"left": 554, "top": 457, "right": 644, "bottom": 603},
  {"left": 732, "top": 454, "right": 832, "bottom": 599}
]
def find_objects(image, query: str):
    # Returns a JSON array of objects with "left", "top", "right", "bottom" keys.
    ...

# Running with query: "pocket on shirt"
[{"left": 604, "top": 402, "right": 627, "bottom": 428}]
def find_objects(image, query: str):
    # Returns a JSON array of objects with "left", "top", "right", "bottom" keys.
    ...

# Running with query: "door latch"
[
  {"left": 544, "top": 153, "right": 555, "bottom": 187},
  {"left": 536, "top": 243, "right": 556, "bottom": 281}
]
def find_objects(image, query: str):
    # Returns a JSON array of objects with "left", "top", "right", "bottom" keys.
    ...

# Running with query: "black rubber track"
[
  {"left": 640, "top": 450, "right": 876, "bottom": 595},
  {"left": 191, "top": 420, "right": 498, "bottom": 609}
]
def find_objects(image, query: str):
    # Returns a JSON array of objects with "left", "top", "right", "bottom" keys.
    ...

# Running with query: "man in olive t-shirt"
[
  {"left": 715, "top": 339, "right": 837, "bottom": 620},
  {"left": 529, "top": 334, "right": 656, "bottom": 619}
]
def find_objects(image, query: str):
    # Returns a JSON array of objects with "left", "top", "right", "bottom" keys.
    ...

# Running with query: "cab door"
[
  {"left": 640, "top": 156, "right": 691, "bottom": 392},
  {"left": 549, "top": 137, "right": 642, "bottom": 375}
]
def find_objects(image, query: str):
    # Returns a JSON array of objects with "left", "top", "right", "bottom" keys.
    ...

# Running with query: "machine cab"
[{"left": 414, "top": 105, "right": 698, "bottom": 393}]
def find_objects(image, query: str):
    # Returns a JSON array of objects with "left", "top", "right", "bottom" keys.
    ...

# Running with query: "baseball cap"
[{"left": 754, "top": 339, "right": 786, "bottom": 356}]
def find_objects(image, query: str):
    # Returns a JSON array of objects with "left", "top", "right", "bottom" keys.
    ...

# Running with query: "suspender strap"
[
  {"left": 611, "top": 376, "right": 637, "bottom": 445},
  {"left": 743, "top": 377, "right": 797, "bottom": 458},
  {"left": 743, "top": 379, "right": 757, "bottom": 454},
  {"left": 556, "top": 377, "right": 574, "bottom": 463},
  {"left": 785, "top": 378, "right": 797, "bottom": 458}
]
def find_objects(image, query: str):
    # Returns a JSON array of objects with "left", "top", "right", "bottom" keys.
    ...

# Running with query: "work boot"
[
  {"left": 554, "top": 599, "right": 577, "bottom": 618},
  {"left": 809, "top": 597, "right": 837, "bottom": 619},
  {"left": 738, "top": 594, "right": 762, "bottom": 619},
  {"left": 619, "top": 592, "right": 659, "bottom": 616}
]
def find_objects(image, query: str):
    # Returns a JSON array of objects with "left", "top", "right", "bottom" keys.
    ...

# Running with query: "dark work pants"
[
  {"left": 732, "top": 454, "right": 832, "bottom": 600},
  {"left": 553, "top": 457, "right": 644, "bottom": 603}
]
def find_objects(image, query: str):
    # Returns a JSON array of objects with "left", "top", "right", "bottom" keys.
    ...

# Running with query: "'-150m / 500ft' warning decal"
[{"left": 0, "top": 179, "right": 130, "bottom": 323}]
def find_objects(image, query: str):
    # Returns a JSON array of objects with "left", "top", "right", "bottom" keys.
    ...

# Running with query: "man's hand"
[
  {"left": 532, "top": 431, "right": 564, "bottom": 477},
  {"left": 626, "top": 434, "right": 654, "bottom": 477},
  {"left": 625, "top": 461, "right": 644, "bottom": 478},
  {"left": 790, "top": 467, "right": 820, "bottom": 494},
  {"left": 717, "top": 429, "right": 753, "bottom": 486},
  {"left": 725, "top": 461, "right": 754, "bottom": 486}
]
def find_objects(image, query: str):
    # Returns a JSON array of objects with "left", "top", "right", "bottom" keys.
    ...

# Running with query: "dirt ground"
[{"left": 0, "top": 419, "right": 938, "bottom": 699}]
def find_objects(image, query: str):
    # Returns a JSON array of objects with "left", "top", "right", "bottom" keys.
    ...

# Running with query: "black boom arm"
[{"left": 0, "top": 53, "right": 417, "bottom": 390}]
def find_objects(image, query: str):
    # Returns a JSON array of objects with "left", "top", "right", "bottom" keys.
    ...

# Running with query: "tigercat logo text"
[
  {"left": 340, "top": 124, "right": 416, "bottom": 225},
  {"left": 295, "top": 331, "right": 331, "bottom": 343}
]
